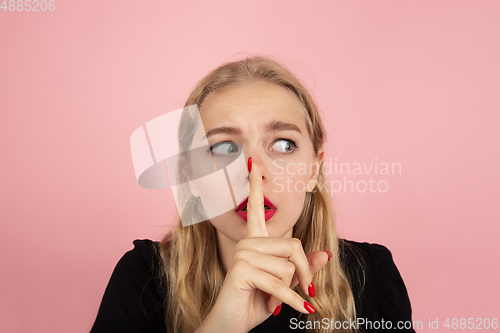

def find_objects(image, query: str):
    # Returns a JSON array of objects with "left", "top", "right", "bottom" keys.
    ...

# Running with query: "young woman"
[{"left": 91, "top": 56, "right": 415, "bottom": 333}]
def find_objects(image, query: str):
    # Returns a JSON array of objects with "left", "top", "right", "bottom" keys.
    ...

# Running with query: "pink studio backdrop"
[{"left": 1, "top": 1, "right": 499, "bottom": 332}]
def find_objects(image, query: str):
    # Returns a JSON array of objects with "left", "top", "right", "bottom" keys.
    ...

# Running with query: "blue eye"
[
  {"left": 272, "top": 139, "right": 297, "bottom": 153},
  {"left": 208, "top": 139, "right": 297, "bottom": 155},
  {"left": 208, "top": 141, "right": 239, "bottom": 155}
]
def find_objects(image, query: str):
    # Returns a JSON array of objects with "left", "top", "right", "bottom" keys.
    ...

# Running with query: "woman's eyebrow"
[{"left": 202, "top": 120, "right": 301, "bottom": 140}]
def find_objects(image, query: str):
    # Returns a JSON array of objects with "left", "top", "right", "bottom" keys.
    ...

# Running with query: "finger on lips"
[
  {"left": 245, "top": 157, "right": 267, "bottom": 238},
  {"left": 243, "top": 157, "right": 316, "bottom": 314}
]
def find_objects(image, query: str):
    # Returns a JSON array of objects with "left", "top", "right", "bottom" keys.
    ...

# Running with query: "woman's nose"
[{"left": 243, "top": 149, "right": 268, "bottom": 180}]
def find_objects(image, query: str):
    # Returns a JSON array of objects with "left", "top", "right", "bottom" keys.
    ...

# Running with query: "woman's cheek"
[{"left": 269, "top": 159, "right": 309, "bottom": 193}]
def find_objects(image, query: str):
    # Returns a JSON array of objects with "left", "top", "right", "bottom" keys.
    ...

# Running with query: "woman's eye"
[
  {"left": 209, "top": 141, "right": 239, "bottom": 155},
  {"left": 271, "top": 139, "right": 297, "bottom": 153}
]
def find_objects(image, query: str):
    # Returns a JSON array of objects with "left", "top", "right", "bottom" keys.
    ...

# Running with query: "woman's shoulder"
[
  {"left": 111, "top": 239, "right": 163, "bottom": 277},
  {"left": 90, "top": 239, "right": 166, "bottom": 333},
  {"left": 339, "top": 239, "right": 393, "bottom": 259},
  {"left": 338, "top": 239, "right": 402, "bottom": 280},
  {"left": 338, "top": 238, "right": 406, "bottom": 290},
  {"left": 338, "top": 239, "right": 415, "bottom": 331},
  {"left": 124, "top": 238, "right": 160, "bottom": 262}
]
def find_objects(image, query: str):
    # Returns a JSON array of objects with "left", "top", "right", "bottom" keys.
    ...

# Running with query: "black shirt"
[{"left": 90, "top": 239, "right": 415, "bottom": 332}]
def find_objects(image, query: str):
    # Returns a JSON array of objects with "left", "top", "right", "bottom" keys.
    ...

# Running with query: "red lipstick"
[{"left": 235, "top": 196, "right": 276, "bottom": 222}]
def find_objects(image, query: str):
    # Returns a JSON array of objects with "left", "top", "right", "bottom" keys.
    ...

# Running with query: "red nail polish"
[
  {"left": 272, "top": 303, "right": 282, "bottom": 316},
  {"left": 308, "top": 282, "right": 315, "bottom": 298},
  {"left": 247, "top": 157, "right": 252, "bottom": 173},
  {"left": 304, "top": 301, "right": 316, "bottom": 314},
  {"left": 323, "top": 249, "right": 332, "bottom": 262}
]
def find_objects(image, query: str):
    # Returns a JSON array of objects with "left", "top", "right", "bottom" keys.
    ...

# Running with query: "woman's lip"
[
  {"left": 263, "top": 196, "right": 276, "bottom": 209},
  {"left": 235, "top": 210, "right": 276, "bottom": 222},
  {"left": 236, "top": 197, "right": 248, "bottom": 212},
  {"left": 235, "top": 196, "right": 276, "bottom": 211}
]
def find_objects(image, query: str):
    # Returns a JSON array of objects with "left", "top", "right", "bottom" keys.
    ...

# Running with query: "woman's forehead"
[{"left": 199, "top": 80, "right": 307, "bottom": 130}]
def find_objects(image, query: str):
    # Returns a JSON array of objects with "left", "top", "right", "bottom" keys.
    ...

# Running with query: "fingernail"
[
  {"left": 304, "top": 301, "right": 316, "bottom": 314},
  {"left": 272, "top": 303, "right": 282, "bottom": 316},
  {"left": 247, "top": 157, "right": 252, "bottom": 173},
  {"left": 308, "top": 282, "right": 315, "bottom": 298},
  {"left": 323, "top": 249, "right": 332, "bottom": 262}
]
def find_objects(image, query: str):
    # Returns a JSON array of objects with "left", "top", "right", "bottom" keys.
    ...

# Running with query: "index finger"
[{"left": 245, "top": 157, "right": 268, "bottom": 238}]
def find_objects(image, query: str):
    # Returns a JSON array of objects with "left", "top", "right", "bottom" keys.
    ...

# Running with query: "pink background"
[{"left": 1, "top": 1, "right": 499, "bottom": 332}]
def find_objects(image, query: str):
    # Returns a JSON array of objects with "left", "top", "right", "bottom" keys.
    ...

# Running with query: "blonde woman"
[{"left": 91, "top": 56, "right": 415, "bottom": 333}]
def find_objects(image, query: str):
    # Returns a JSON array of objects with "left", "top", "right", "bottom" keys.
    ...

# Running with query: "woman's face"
[{"left": 193, "top": 80, "right": 323, "bottom": 243}]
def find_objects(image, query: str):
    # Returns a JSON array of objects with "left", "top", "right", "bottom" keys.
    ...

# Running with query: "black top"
[{"left": 90, "top": 239, "right": 415, "bottom": 333}]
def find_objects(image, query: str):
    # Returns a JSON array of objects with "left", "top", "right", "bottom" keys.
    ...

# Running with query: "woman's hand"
[{"left": 195, "top": 159, "right": 330, "bottom": 333}]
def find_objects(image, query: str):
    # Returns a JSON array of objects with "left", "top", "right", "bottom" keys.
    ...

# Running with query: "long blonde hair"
[{"left": 155, "top": 55, "right": 358, "bottom": 333}]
